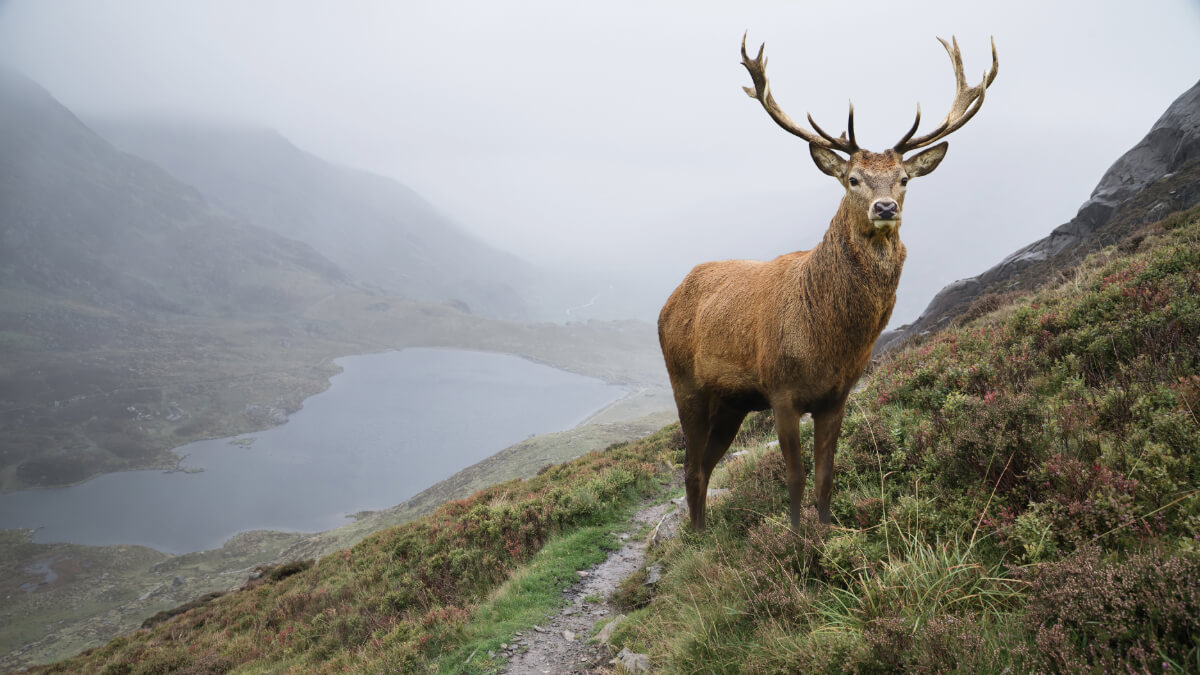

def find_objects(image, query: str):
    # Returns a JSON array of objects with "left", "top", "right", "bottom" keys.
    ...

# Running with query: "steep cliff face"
[{"left": 876, "top": 79, "right": 1200, "bottom": 353}]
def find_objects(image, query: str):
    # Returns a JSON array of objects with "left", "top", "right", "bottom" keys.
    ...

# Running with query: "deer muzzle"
[{"left": 872, "top": 199, "right": 899, "bottom": 220}]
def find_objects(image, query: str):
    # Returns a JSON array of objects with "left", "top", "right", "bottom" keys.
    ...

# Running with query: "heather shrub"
[
  {"left": 1010, "top": 507, "right": 1058, "bottom": 563},
  {"left": 818, "top": 529, "right": 872, "bottom": 587},
  {"left": 1024, "top": 548, "right": 1200, "bottom": 671},
  {"left": 706, "top": 447, "right": 791, "bottom": 533}
]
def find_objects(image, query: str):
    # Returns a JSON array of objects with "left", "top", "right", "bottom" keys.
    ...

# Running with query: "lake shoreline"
[{"left": 0, "top": 348, "right": 631, "bottom": 555}]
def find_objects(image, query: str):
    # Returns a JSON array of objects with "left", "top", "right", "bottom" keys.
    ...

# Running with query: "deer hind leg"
[
  {"left": 699, "top": 402, "right": 748, "bottom": 522},
  {"left": 812, "top": 404, "right": 847, "bottom": 525},
  {"left": 678, "top": 395, "right": 712, "bottom": 532},
  {"left": 773, "top": 404, "right": 807, "bottom": 530},
  {"left": 680, "top": 396, "right": 747, "bottom": 532}
]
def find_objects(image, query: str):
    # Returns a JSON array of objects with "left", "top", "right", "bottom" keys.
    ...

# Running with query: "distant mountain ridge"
[
  {"left": 91, "top": 120, "right": 538, "bottom": 319},
  {"left": 877, "top": 79, "right": 1200, "bottom": 352},
  {"left": 0, "top": 68, "right": 350, "bottom": 320}
]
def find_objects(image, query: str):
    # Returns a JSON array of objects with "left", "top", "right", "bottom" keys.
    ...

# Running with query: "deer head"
[{"left": 741, "top": 33, "right": 998, "bottom": 234}]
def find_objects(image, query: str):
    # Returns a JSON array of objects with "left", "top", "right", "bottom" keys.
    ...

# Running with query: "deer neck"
[
  {"left": 789, "top": 198, "right": 906, "bottom": 349},
  {"left": 817, "top": 198, "right": 906, "bottom": 293}
]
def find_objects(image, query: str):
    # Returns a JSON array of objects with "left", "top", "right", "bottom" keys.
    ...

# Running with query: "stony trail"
[{"left": 499, "top": 499, "right": 676, "bottom": 674}]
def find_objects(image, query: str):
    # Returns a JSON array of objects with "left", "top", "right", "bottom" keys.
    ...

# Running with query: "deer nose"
[{"left": 873, "top": 200, "right": 899, "bottom": 220}]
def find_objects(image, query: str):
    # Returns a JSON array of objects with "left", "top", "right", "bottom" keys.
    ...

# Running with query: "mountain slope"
[
  {"left": 0, "top": 69, "right": 668, "bottom": 493},
  {"left": 0, "top": 67, "right": 367, "bottom": 487},
  {"left": 606, "top": 206, "right": 1200, "bottom": 673},
  {"left": 877, "top": 79, "right": 1200, "bottom": 352},
  {"left": 0, "top": 70, "right": 350, "bottom": 320},
  {"left": 92, "top": 120, "right": 538, "bottom": 319}
]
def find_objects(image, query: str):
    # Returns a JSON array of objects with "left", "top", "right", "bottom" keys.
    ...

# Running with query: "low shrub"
[{"left": 1023, "top": 547, "right": 1200, "bottom": 672}]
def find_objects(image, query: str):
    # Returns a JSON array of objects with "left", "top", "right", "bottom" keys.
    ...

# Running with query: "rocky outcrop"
[{"left": 876, "top": 79, "right": 1200, "bottom": 354}]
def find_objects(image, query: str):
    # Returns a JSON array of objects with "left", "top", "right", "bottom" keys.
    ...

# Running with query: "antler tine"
[
  {"left": 894, "top": 36, "right": 998, "bottom": 153},
  {"left": 805, "top": 112, "right": 843, "bottom": 148},
  {"left": 985, "top": 36, "right": 999, "bottom": 88},
  {"left": 846, "top": 101, "right": 856, "bottom": 150},
  {"left": 741, "top": 32, "right": 856, "bottom": 154},
  {"left": 894, "top": 102, "right": 922, "bottom": 150}
]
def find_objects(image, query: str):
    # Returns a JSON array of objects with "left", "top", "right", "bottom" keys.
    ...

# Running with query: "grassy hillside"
[
  {"left": 607, "top": 205, "right": 1200, "bottom": 672},
  {"left": 28, "top": 205, "right": 1200, "bottom": 673}
]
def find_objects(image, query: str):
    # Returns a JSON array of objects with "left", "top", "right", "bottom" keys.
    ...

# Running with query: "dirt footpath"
[{"left": 500, "top": 500, "right": 674, "bottom": 674}]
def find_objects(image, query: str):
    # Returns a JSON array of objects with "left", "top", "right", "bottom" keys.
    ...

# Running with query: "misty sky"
[{"left": 2, "top": 1, "right": 1198, "bottom": 326}]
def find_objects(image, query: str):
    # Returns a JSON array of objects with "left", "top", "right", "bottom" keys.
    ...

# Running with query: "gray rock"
[
  {"left": 643, "top": 564, "right": 662, "bottom": 586},
  {"left": 596, "top": 614, "right": 626, "bottom": 644},
  {"left": 611, "top": 647, "right": 652, "bottom": 672}
]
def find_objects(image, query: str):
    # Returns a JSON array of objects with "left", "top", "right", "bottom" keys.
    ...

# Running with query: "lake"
[{"left": 0, "top": 348, "right": 625, "bottom": 554}]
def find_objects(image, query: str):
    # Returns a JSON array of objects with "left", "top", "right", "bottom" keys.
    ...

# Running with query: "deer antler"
[
  {"left": 741, "top": 32, "right": 858, "bottom": 154},
  {"left": 894, "top": 36, "right": 998, "bottom": 153}
]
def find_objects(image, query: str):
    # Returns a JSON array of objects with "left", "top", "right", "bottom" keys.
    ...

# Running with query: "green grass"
[{"left": 441, "top": 523, "right": 623, "bottom": 673}]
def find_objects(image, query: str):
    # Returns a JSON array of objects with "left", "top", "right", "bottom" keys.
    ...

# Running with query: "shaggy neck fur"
[{"left": 792, "top": 197, "right": 906, "bottom": 359}]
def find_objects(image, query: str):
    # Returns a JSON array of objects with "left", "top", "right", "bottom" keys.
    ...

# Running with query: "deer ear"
[
  {"left": 810, "top": 145, "right": 847, "bottom": 179},
  {"left": 904, "top": 142, "right": 949, "bottom": 178}
]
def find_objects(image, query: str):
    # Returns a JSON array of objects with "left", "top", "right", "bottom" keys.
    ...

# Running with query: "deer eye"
[
  {"left": 848, "top": 176, "right": 859, "bottom": 187},
  {"left": 900, "top": 176, "right": 909, "bottom": 186}
]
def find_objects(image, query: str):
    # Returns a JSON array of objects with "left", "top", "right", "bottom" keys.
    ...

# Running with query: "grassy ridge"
[
  {"left": 31, "top": 429, "right": 679, "bottom": 673},
  {"left": 608, "top": 206, "right": 1200, "bottom": 672}
]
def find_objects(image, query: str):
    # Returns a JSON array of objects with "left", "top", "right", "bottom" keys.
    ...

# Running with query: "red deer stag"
[{"left": 659, "top": 34, "right": 997, "bottom": 530}]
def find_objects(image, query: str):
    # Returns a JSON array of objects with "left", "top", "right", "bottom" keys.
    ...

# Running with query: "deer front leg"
[
  {"left": 812, "top": 404, "right": 847, "bottom": 525},
  {"left": 773, "top": 404, "right": 807, "bottom": 530}
]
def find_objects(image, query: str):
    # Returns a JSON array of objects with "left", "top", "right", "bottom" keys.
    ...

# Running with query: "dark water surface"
[{"left": 0, "top": 349, "right": 624, "bottom": 554}]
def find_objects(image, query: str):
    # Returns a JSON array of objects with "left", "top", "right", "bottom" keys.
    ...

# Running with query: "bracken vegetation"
[{"left": 609, "top": 205, "right": 1200, "bottom": 673}]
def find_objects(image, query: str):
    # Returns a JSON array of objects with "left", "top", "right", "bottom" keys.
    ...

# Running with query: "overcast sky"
[{"left": 2, "top": 1, "right": 1198, "bottom": 325}]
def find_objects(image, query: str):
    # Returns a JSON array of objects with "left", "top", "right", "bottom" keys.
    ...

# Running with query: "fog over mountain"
[
  {"left": 0, "top": 68, "right": 349, "bottom": 321},
  {"left": 1, "top": 2, "right": 1198, "bottom": 325},
  {"left": 91, "top": 119, "right": 544, "bottom": 319}
]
